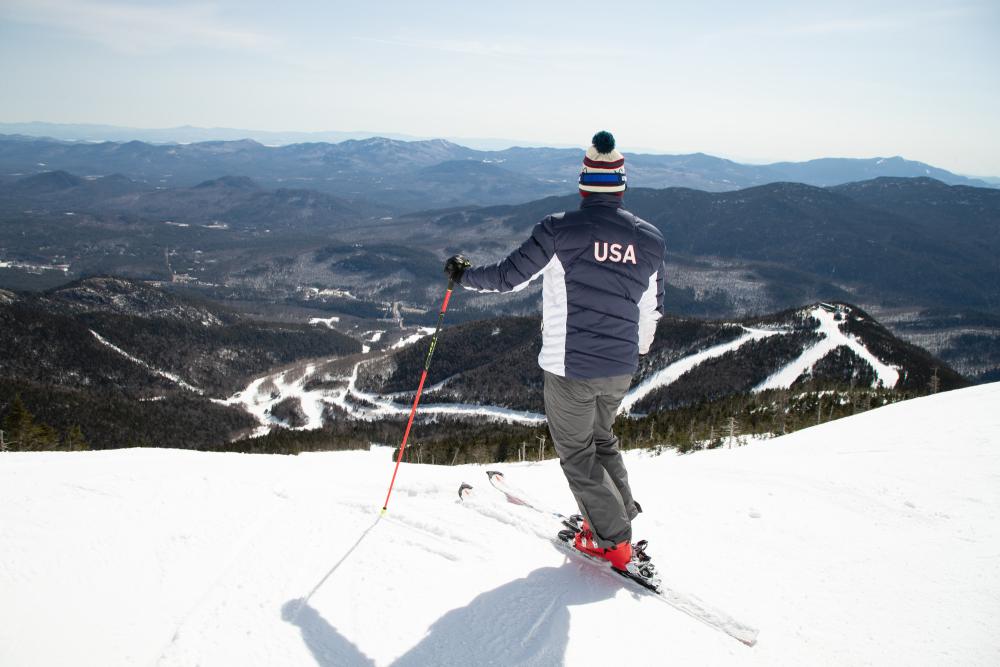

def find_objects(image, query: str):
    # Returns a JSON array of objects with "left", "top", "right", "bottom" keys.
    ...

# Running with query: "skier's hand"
[{"left": 444, "top": 255, "right": 472, "bottom": 283}]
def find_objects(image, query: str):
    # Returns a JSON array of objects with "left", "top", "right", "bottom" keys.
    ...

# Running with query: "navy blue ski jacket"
[{"left": 459, "top": 194, "right": 666, "bottom": 379}]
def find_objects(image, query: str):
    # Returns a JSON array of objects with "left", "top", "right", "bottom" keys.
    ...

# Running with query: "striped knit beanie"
[{"left": 579, "top": 130, "right": 626, "bottom": 196}]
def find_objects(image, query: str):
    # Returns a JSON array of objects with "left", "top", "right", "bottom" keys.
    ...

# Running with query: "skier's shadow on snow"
[{"left": 282, "top": 560, "right": 621, "bottom": 666}]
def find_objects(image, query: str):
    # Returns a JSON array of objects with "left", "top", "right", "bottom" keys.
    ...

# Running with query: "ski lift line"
[{"left": 381, "top": 279, "right": 456, "bottom": 513}]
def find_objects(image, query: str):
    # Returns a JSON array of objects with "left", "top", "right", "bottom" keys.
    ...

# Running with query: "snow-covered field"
[{"left": 2, "top": 384, "right": 998, "bottom": 666}]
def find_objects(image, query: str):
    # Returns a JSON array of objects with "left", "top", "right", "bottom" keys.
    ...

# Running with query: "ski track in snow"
[
  {"left": 90, "top": 329, "right": 203, "bottom": 394},
  {"left": 2, "top": 384, "right": 999, "bottom": 666}
]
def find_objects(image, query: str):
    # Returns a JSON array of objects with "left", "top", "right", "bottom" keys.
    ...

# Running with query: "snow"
[
  {"left": 334, "top": 361, "right": 545, "bottom": 425},
  {"left": 756, "top": 307, "right": 899, "bottom": 391},
  {"left": 0, "top": 259, "right": 71, "bottom": 273},
  {"left": 308, "top": 316, "right": 340, "bottom": 329},
  {"left": 620, "top": 326, "right": 782, "bottom": 414},
  {"left": 391, "top": 327, "right": 436, "bottom": 349},
  {"left": 223, "top": 356, "right": 544, "bottom": 438},
  {"left": 2, "top": 384, "right": 998, "bottom": 665},
  {"left": 219, "top": 363, "right": 335, "bottom": 434},
  {"left": 301, "top": 287, "right": 357, "bottom": 300},
  {"left": 90, "top": 329, "right": 203, "bottom": 395},
  {"left": 226, "top": 305, "right": 901, "bottom": 434},
  {"left": 620, "top": 307, "right": 900, "bottom": 415}
]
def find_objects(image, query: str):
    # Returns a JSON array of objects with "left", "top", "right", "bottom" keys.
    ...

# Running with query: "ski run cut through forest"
[
  {"left": 1, "top": 383, "right": 998, "bottom": 666},
  {"left": 206, "top": 306, "right": 907, "bottom": 435}
]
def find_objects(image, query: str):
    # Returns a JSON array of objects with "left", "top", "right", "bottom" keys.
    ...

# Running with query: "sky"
[{"left": 1, "top": 0, "right": 998, "bottom": 176}]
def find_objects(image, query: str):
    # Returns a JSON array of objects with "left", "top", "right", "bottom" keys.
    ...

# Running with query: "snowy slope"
[{"left": 1, "top": 384, "right": 998, "bottom": 666}]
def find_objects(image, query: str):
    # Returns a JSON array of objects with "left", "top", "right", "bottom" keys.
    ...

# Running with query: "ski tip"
[
  {"left": 485, "top": 470, "right": 503, "bottom": 481},
  {"left": 458, "top": 483, "right": 473, "bottom": 500}
]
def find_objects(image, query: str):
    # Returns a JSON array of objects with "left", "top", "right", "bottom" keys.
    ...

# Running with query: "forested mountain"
[
  {"left": 358, "top": 304, "right": 966, "bottom": 414},
  {"left": 0, "top": 273, "right": 967, "bottom": 457},
  {"left": 2, "top": 169, "right": 997, "bottom": 380},
  {"left": 0, "top": 277, "right": 361, "bottom": 449}
]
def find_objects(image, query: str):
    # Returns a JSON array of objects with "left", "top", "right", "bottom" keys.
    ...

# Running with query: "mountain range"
[
  {"left": 2, "top": 165, "right": 998, "bottom": 381},
  {"left": 0, "top": 134, "right": 993, "bottom": 211}
]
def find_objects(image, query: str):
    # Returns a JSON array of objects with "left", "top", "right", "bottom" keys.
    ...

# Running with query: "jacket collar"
[{"left": 579, "top": 193, "right": 625, "bottom": 210}]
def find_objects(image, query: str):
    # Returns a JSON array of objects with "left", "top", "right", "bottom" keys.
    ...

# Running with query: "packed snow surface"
[{"left": 3, "top": 384, "right": 998, "bottom": 666}]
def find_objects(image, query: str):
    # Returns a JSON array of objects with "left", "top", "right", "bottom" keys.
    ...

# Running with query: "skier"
[{"left": 444, "top": 131, "right": 666, "bottom": 572}]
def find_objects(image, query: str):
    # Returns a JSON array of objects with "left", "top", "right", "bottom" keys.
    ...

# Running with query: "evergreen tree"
[
  {"left": 3, "top": 394, "right": 33, "bottom": 448},
  {"left": 2, "top": 394, "right": 60, "bottom": 451},
  {"left": 63, "top": 425, "right": 89, "bottom": 451}
]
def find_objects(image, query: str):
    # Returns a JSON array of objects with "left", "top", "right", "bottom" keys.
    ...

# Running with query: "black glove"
[{"left": 444, "top": 254, "right": 472, "bottom": 283}]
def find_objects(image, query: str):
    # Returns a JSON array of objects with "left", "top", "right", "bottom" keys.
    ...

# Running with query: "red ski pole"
[{"left": 381, "top": 277, "right": 458, "bottom": 513}]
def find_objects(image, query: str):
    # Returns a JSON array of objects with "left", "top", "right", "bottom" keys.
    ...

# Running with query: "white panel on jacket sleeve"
[
  {"left": 537, "top": 255, "right": 567, "bottom": 377},
  {"left": 636, "top": 270, "right": 660, "bottom": 354}
]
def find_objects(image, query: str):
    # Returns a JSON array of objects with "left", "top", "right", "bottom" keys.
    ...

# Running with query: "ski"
[{"left": 480, "top": 470, "right": 759, "bottom": 647}]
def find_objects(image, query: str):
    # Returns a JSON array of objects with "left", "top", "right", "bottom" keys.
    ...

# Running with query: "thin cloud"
[
  {"left": 787, "top": 6, "right": 980, "bottom": 34},
  {"left": 699, "top": 5, "right": 983, "bottom": 41},
  {"left": 2, "top": 0, "right": 278, "bottom": 54},
  {"left": 355, "top": 35, "right": 572, "bottom": 60}
]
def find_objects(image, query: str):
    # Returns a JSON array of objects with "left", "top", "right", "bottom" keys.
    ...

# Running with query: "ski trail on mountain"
[
  {"left": 620, "top": 327, "right": 781, "bottom": 414},
  {"left": 90, "top": 329, "right": 203, "bottom": 394},
  {"left": 755, "top": 307, "right": 899, "bottom": 391}
]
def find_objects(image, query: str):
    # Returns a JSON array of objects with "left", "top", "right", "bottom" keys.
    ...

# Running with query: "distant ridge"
[{"left": 0, "top": 132, "right": 993, "bottom": 211}]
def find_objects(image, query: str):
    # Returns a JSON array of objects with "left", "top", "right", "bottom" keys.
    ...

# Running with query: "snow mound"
[{"left": 1, "top": 384, "right": 997, "bottom": 665}]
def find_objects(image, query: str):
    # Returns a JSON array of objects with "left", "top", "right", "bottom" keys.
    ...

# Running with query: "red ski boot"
[{"left": 573, "top": 522, "right": 633, "bottom": 571}]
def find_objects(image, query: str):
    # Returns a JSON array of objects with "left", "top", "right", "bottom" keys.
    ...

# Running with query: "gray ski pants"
[{"left": 543, "top": 371, "right": 638, "bottom": 547}]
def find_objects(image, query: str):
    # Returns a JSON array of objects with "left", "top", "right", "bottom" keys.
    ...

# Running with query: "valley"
[{"left": 0, "top": 134, "right": 993, "bottom": 457}]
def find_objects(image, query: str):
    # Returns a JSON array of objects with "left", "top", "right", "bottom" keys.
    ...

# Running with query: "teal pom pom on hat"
[{"left": 579, "top": 130, "right": 626, "bottom": 195}]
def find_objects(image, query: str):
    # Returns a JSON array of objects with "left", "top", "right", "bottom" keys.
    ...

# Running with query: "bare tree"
[{"left": 726, "top": 415, "right": 738, "bottom": 449}]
